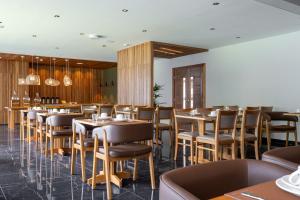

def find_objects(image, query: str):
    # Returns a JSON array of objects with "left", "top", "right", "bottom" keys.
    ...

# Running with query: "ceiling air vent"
[{"left": 255, "top": 0, "right": 300, "bottom": 15}]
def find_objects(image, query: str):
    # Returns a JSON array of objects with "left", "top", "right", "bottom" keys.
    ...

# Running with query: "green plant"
[{"left": 153, "top": 83, "right": 163, "bottom": 107}]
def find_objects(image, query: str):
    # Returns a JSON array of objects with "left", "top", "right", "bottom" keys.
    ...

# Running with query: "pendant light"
[
  {"left": 63, "top": 59, "right": 72, "bottom": 86},
  {"left": 18, "top": 56, "right": 27, "bottom": 85},
  {"left": 52, "top": 58, "right": 60, "bottom": 86},
  {"left": 45, "top": 57, "right": 57, "bottom": 86},
  {"left": 26, "top": 56, "right": 40, "bottom": 85}
]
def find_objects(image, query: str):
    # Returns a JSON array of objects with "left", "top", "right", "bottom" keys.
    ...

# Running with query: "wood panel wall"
[
  {"left": 117, "top": 42, "right": 153, "bottom": 106},
  {"left": 0, "top": 60, "right": 29, "bottom": 124},
  {"left": 29, "top": 65, "right": 103, "bottom": 103}
]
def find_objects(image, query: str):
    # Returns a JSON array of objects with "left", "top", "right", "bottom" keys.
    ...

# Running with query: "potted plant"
[{"left": 153, "top": 83, "right": 163, "bottom": 107}]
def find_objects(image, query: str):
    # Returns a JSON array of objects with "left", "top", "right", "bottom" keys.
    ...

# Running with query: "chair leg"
[
  {"left": 39, "top": 131, "right": 43, "bottom": 153},
  {"left": 240, "top": 140, "right": 245, "bottom": 159},
  {"left": 195, "top": 144, "right": 198, "bottom": 164},
  {"left": 155, "top": 127, "right": 159, "bottom": 146},
  {"left": 148, "top": 152, "right": 156, "bottom": 189},
  {"left": 286, "top": 132, "right": 289, "bottom": 147},
  {"left": 254, "top": 140, "right": 259, "bottom": 160},
  {"left": 214, "top": 144, "right": 219, "bottom": 161},
  {"left": 133, "top": 159, "right": 138, "bottom": 181},
  {"left": 231, "top": 142, "right": 236, "bottom": 160},
  {"left": 169, "top": 128, "right": 173, "bottom": 146},
  {"left": 70, "top": 147, "right": 76, "bottom": 175},
  {"left": 80, "top": 148, "right": 86, "bottom": 182},
  {"left": 50, "top": 136, "right": 54, "bottom": 161},
  {"left": 45, "top": 136, "right": 48, "bottom": 157},
  {"left": 266, "top": 128, "right": 271, "bottom": 151},
  {"left": 105, "top": 160, "right": 112, "bottom": 200},
  {"left": 190, "top": 139, "right": 194, "bottom": 165},
  {"left": 91, "top": 153, "right": 98, "bottom": 189},
  {"left": 174, "top": 138, "right": 178, "bottom": 161}
]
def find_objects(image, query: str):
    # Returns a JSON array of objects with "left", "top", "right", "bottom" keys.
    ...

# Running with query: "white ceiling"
[{"left": 0, "top": 0, "right": 300, "bottom": 62}]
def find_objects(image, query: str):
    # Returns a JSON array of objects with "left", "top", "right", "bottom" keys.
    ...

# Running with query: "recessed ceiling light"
[
  {"left": 142, "top": 29, "right": 147, "bottom": 32},
  {"left": 213, "top": 2, "right": 220, "bottom": 5},
  {"left": 210, "top": 28, "right": 216, "bottom": 31},
  {"left": 80, "top": 33, "right": 85, "bottom": 36},
  {"left": 88, "top": 34, "right": 105, "bottom": 39},
  {"left": 54, "top": 14, "right": 60, "bottom": 18},
  {"left": 123, "top": 43, "right": 130, "bottom": 47},
  {"left": 236, "top": 36, "right": 241, "bottom": 39},
  {"left": 107, "top": 40, "right": 115, "bottom": 43},
  {"left": 32, "top": 34, "right": 37, "bottom": 37},
  {"left": 102, "top": 44, "right": 107, "bottom": 47},
  {"left": 55, "top": 47, "right": 60, "bottom": 50},
  {"left": 122, "top": 9, "right": 128, "bottom": 12},
  {"left": 77, "top": 62, "right": 83, "bottom": 65},
  {"left": 0, "top": 25, "right": 5, "bottom": 29}
]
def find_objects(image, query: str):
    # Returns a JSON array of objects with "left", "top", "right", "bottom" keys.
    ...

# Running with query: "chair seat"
[
  {"left": 270, "top": 125, "right": 296, "bottom": 132},
  {"left": 76, "top": 138, "right": 94, "bottom": 147},
  {"left": 154, "top": 123, "right": 171, "bottom": 129},
  {"left": 52, "top": 129, "right": 73, "bottom": 136},
  {"left": 178, "top": 131, "right": 199, "bottom": 139},
  {"left": 99, "top": 143, "right": 152, "bottom": 158},
  {"left": 196, "top": 134, "right": 233, "bottom": 144},
  {"left": 235, "top": 133, "right": 257, "bottom": 141}
]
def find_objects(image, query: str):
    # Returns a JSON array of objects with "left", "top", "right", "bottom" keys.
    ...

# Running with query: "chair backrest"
[
  {"left": 215, "top": 110, "right": 238, "bottom": 131},
  {"left": 27, "top": 110, "right": 38, "bottom": 120},
  {"left": 99, "top": 105, "right": 114, "bottom": 116},
  {"left": 46, "top": 114, "right": 83, "bottom": 127},
  {"left": 95, "top": 123, "right": 153, "bottom": 144},
  {"left": 137, "top": 107, "right": 155, "bottom": 122},
  {"left": 212, "top": 106, "right": 224, "bottom": 110},
  {"left": 72, "top": 120, "right": 86, "bottom": 135},
  {"left": 173, "top": 109, "right": 194, "bottom": 133},
  {"left": 246, "top": 106, "right": 259, "bottom": 111},
  {"left": 157, "top": 107, "right": 173, "bottom": 120},
  {"left": 260, "top": 106, "right": 273, "bottom": 112},
  {"left": 115, "top": 104, "right": 132, "bottom": 111},
  {"left": 228, "top": 105, "right": 239, "bottom": 111},
  {"left": 242, "top": 110, "right": 261, "bottom": 129},
  {"left": 37, "top": 114, "right": 45, "bottom": 124},
  {"left": 266, "top": 111, "right": 298, "bottom": 122}
]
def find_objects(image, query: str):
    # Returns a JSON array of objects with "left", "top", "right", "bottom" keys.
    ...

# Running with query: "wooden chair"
[
  {"left": 91, "top": 123, "right": 155, "bottom": 200},
  {"left": 81, "top": 104, "right": 98, "bottom": 118},
  {"left": 45, "top": 114, "right": 82, "bottom": 160},
  {"left": 173, "top": 109, "right": 198, "bottom": 165},
  {"left": 228, "top": 105, "right": 239, "bottom": 111},
  {"left": 235, "top": 110, "right": 261, "bottom": 160},
  {"left": 154, "top": 106, "right": 174, "bottom": 146},
  {"left": 258, "top": 106, "right": 273, "bottom": 147},
  {"left": 114, "top": 104, "right": 132, "bottom": 118},
  {"left": 71, "top": 120, "right": 94, "bottom": 182},
  {"left": 27, "top": 110, "right": 38, "bottom": 142},
  {"left": 195, "top": 110, "right": 238, "bottom": 162},
  {"left": 136, "top": 107, "right": 155, "bottom": 122},
  {"left": 99, "top": 104, "right": 114, "bottom": 116},
  {"left": 246, "top": 106, "right": 259, "bottom": 110},
  {"left": 265, "top": 112, "right": 298, "bottom": 151}
]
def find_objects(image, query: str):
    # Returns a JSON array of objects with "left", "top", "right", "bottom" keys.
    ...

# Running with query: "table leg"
[{"left": 10, "top": 111, "right": 15, "bottom": 130}]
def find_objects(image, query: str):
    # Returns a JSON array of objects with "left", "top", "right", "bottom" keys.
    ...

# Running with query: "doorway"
[{"left": 172, "top": 64, "right": 206, "bottom": 109}]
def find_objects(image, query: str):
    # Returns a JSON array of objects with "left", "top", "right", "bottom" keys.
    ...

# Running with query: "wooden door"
[{"left": 172, "top": 64, "right": 205, "bottom": 109}]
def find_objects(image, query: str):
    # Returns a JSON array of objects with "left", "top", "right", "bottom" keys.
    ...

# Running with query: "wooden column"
[{"left": 117, "top": 42, "right": 154, "bottom": 106}]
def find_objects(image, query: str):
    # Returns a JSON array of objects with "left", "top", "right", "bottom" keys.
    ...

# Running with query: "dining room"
[{"left": 1, "top": 0, "right": 300, "bottom": 200}]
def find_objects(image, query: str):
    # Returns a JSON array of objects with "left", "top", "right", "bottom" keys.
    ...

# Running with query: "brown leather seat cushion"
[
  {"left": 196, "top": 134, "right": 233, "bottom": 143},
  {"left": 270, "top": 125, "right": 296, "bottom": 132},
  {"left": 178, "top": 131, "right": 199, "bottom": 138},
  {"left": 52, "top": 129, "right": 73, "bottom": 136},
  {"left": 235, "top": 133, "right": 257, "bottom": 141},
  {"left": 262, "top": 146, "right": 300, "bottom": 171},
  {"left": 99, "top": 143, "right": 152, "bottom": 158},
  {"left": 76, "top": 138, "right": 94, "bottom": 147}
]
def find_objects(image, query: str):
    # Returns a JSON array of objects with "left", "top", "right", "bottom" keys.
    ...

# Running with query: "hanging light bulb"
[
  {"left": 26, "top": 56, "right": 40, "bottom": 85},
  {"left": 52, "top": 58, "right": 60, "bottom": 86},
  {"left": 45, "top": 57, "right": 54, "bottom": 86},
  {"left": 63, "top": 59, "right": 72, "bottom": 86},
  {"left": 18, "top": 56, "right": 27, "bottom": 85}
]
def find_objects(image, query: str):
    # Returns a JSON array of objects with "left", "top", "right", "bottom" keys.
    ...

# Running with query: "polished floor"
[{"left": 0, "top": 125, "right": 185, "bottom": 200}]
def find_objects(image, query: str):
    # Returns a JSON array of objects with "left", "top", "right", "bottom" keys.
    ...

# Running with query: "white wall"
[
  {"left": 153, "top": 30, "right": 300, "bottom": 140},
  {"left": 153, "top": 58, "right": 172, "bottom": 106}
]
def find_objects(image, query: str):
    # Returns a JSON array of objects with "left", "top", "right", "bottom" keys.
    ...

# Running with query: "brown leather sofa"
[
  {"left": 159, "top": 159, "right": 291, "bottom": 200},
  {"left": 262, "top": 146, "right": 300, "bottom": 171}
]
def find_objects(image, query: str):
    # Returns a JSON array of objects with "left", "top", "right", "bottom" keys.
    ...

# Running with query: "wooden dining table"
[
  {"left": 75, "top": 118, "right": 148, "bottom": 188},
  {"left": 212, "top": 180, "right": 299, "bottom": 200}
]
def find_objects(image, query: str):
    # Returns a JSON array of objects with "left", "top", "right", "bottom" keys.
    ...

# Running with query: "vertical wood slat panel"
[
  {"left": 0, "top": 60, "right": 29, "bottom": 124},
  {"left": 117, "top": 42, "right": 153, "bottom": 106},
  {"left": 29, "top": 65, "right": 103, "bottom": 104}
]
